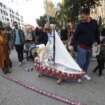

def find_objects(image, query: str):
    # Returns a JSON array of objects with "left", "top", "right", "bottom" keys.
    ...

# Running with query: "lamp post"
[{"left": 46, "top": 0, "right": 50, "bottom": 23}]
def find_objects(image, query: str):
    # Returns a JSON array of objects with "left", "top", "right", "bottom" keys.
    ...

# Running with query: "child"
[{"left": 93, "top": 38, "right": 105, "bottom": 76}]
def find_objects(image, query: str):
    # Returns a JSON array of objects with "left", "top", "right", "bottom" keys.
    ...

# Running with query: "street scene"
[{"left": 0, "top": 0, "right": 105, "bottom": 105}]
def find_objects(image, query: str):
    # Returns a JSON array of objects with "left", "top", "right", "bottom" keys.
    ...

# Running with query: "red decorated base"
[{"left": 34, "top": 60, "right": 85, "bottom": 80}]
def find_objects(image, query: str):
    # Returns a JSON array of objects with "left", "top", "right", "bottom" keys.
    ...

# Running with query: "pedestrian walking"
[
  {"left": 69, "top": 21, "right": 76, "bottom": 57},
  {"left": 12, "top": 21, "right": 25, "bottom": 66},
  {"left": 70, "top": 8, "right": 100, "bottom": 81},
  {"left": 37, "top": 26, "right": 48, "bottom": 45},
  {"left": 93, "top": 38, "right": 105, "bottom": 76},
  {"left": 60, "top": 26, "right": 69, "bottom": 48},
  {"left": 3, "top": 29, "right": 13, "bottom": 67},
  {"left": 24, "top": 29, "right": 34, "bottom": 60}
]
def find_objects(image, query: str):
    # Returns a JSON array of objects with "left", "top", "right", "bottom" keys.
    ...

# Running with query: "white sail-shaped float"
[
  {"left": 34, "top": 30, "right": 84, "bottom": 83},
  {"left": 55, "top": 31, "right": 82, "bottom": 72}
]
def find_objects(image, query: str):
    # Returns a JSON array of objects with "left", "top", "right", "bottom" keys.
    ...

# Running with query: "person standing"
[
  {"left": 3, "top": 29, "right": 13, "bottom": 67},
  {"left": 69, "top": 21, "right": 76, "bottom": 57},
  {"left": 0, "top": 27, "right": 11, "bottom": 74},
  {"left": 24, "top": 28, "right": 35, "bottom": 61},
  {"left": 71, "top": 8, "right": 100, "bottom": 81},
  {"left": 37, "top": 26, "right": 48, "bottom": 45},
  {"left": 69, "top": 22, "right": 76, "bottom": 39},
  {"left": 12, "top": 22, "right": 25, "bottom": 66},
  {"left": 93, "top": 38, "right": 105, "bottom": 76},
  {"left": 60, "top": 26, "right": 68, "bottom": 48},
  {"left": 24, "top": 29, "right": 33, "bottom": 42}
]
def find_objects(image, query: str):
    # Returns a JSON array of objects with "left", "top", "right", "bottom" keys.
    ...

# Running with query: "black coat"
[
  {"left": 37, "top": 31, "right": 48, "bottom": 45},
  {"left": 60, "top": 29, "right": 68, "bottom": 40}
]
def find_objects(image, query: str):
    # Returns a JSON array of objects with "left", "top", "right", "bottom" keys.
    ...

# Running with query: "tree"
[
  {"left": 0, "top": 21, "right": 12, "bottom": 30},
  {"left": 4, "top": 25, "right": 12, "bottom": 31},
  {"left": 64, "top": 0, "right": 100, "bottom": 21},
  {"left": 44, "top": 0, "right": 56, "bottom": 17},
  {"left": 56, "top": 0, "right": 100, "bottom": 23},
  {"left": 36, "top": 15, "right": 47, "bottom": 28},
  {"left": 36, "top": 15, "right": 56, "bottom": 27},
  {"left": 56, "top": 3, "right": 67, "bottom": 28}
]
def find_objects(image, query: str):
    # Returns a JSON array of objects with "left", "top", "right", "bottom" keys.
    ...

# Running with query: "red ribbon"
[{"left": 0, "top": 73, "right": 85, "bottom": 105}]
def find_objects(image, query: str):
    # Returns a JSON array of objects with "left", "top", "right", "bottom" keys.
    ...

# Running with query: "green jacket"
[{"left": 12, "top": 29, "right": 25, "bottom": 45}]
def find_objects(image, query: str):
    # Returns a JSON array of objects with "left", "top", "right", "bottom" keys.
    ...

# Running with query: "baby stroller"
[
  {"left": 24, "top": 40, "right": 33, "bottom": 61},
  {"left": 24, "top": 43, "right": 39, "bottom": 61}
]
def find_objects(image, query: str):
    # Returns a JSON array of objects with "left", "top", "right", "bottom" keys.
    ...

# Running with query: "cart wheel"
[{"left": 56, "top": 79, "right": 62, "bottom": 85}]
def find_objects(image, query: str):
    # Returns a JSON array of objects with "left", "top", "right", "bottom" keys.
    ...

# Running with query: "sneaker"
[
  {"left": 77, "top": 79, "right": 82, "bottom": 83},
  {"left": 83, "top": 74, "right": 91, "bottom": 81},
  {"left": 19, "top": 62, "right": 22, "bottom": 66}
]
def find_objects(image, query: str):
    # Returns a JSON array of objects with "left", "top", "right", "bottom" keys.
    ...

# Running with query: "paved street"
[{"left": 0, "top": 50, "right": 105, "bottom": 105}]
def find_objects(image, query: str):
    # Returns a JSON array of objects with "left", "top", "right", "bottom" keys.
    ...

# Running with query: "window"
[
  {"left": 7, "top": 18, "right": 9, "bottom": 21},
  {"left": 9, "top": 9, "right": 11, "bottom": 12},
  {"left": 12, "top": 10, "right": 13, "bottom": 13},
  {"left": 0, "top": 9, "right": 2, "bottom": 14},
  {"left": 6, "top": 12, "right": 8, "bottom": 16},
  {"left": 0, "top": 3, "right": 2, "bottom": 7},
  {"left": 4, "top": 5, "right": 6, "bottom": 9},
  {"left": 4, "top": 11, "right": 6, "bottom": 15}
]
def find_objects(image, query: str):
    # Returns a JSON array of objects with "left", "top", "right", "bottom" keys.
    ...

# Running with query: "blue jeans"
[{"left": 77, "top": 46, "right": 92, "bottom": 73}]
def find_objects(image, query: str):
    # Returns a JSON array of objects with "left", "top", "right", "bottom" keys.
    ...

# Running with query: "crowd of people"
[{"left": 0, "top": 8, "right": 105, "bottom": 83}]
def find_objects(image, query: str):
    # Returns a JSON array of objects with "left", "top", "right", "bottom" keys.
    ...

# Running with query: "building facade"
[{"left": 0, "top": 2, "right": 24, "bottom": 29}]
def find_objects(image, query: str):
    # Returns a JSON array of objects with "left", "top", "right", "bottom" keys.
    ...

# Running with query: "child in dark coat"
[{"left": 93, "top": 38, "right": 105, "bottom": 76}]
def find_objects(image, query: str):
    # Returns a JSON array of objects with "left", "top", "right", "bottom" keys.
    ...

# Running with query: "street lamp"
[{"left": 45, "top": 0, "right": 50, "bottom": 23}]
